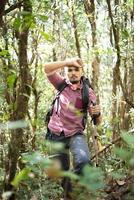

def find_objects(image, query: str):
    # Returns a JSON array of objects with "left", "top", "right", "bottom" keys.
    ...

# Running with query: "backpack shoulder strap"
[
  {"left": 45, "top": 80, "right": 68, "bottom": 126},
  {"left": 82, "top": 83, "right": 89, "bottom": 112},
  {"left": 51, "top": 80, "right": 68, "bottom": 105},
  {"left": 81, "top": 76, "right": 91, "bottom": 128},
  {"left": 51, "top": 80, "right": 68, "bottom": 114},
  {"left": 57, "top": 79, "right": 69, "bottom": 94},
  {"left": 81, "top": 76, "right": 91, "bottom": 112}
]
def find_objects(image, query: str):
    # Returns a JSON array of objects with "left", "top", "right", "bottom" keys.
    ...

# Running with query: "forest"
[{"left": 0, "top": 0, "right": 134, "bottom": 200}]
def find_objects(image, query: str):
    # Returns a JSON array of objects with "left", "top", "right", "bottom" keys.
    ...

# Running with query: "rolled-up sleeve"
[{"left": 47, "top": 72, "right": 65, "bottom": 90}]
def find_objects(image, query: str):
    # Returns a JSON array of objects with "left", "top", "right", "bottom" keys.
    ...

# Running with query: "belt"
[{"left": 50, "top": 130, "right": 64, "bottom": 136}]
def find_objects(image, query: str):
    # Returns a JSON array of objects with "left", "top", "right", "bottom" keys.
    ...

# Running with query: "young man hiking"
[{"left": 44, "top": 58, "right": 101, "bottom": 198}]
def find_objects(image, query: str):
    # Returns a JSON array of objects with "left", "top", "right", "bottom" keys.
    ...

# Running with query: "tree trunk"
[
  {"left": 128, "top": 5, "right": 134, "bottom": 109},
  {"left": 4, "top": 0, "right": 32, "bottom": 198},
  {"left": 28, "top": 57, "right": 42, "bottom": 150},
  {"left": 71, "top": 3, "right": 81, "bottom": 58},
  {"left": 0, "top": 0, "right": 7, "bottom": 27},
  {"left": 118, "top": 0, "right": 133, "bottom": 131},
  {"left": 107, "top": 0, "right": 134, "bottom": 138},
  {"left": 106, "top": 0, "right": 121, "bottom": 140},
  {"left": 84, "top": 0, "right": 100, "bottom": 167},
  {"left": 52, "top": 1, "right": 57, "bottom": 62},
  {"left": 84, "top": 0, "right": 100, "bottom": 102}
]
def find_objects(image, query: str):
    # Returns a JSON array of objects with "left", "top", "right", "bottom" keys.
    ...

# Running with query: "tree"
[
  {"left": 3, "top": 1, "right": 32, "bottom": 198},
  {"left": 84, "top": 0, "right": 100, "bottom": 102}
]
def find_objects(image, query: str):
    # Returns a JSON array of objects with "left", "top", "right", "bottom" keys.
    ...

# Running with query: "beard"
[
  {"left": 70, "top": 80, "right": 80, "bottom": 84},
  {"left": 69, "top": 75, "right": 81, "bottom": 84}
]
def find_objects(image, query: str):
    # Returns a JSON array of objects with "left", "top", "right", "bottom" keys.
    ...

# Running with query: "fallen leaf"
[{"left": 116, "top": 180, "right": 126, "bottom": 186}]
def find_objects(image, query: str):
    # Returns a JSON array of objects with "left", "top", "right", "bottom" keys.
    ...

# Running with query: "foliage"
[
  {"left": 0, "top": 0, "right": 134, "bottom": 199},
  {"left": 114, "top": 132, "right": 134, "bottom": 170}
]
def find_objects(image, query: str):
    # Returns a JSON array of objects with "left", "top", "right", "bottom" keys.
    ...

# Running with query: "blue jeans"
[{"left": 46, "top": 130, "right": 91, "bottom": 174}]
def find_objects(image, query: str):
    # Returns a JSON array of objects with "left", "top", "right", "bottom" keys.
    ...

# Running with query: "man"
[{"left": 44, "top": 58, "right": 101, "bottom": 198}]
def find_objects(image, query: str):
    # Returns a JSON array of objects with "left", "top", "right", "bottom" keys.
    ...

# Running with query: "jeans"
[
  {"left": 46, "top": 130, "right": 91, "bottom": 174},
  {"left": 46, "top": 130, "right": 91, "bottom": 197}
]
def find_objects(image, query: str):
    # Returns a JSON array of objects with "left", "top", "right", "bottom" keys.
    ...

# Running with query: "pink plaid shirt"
[{"left": 47, "top": 73, "right": 96, "bottom": 137}]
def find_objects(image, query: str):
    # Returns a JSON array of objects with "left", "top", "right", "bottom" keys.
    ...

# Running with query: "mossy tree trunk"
[{"left": 4, "top": 1, "right": 32, "bottom": 198}]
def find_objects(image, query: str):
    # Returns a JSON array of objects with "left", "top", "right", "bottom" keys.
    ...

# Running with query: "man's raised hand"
[{"left": 67, "top": 58, "right": 84, "bottom": 68}]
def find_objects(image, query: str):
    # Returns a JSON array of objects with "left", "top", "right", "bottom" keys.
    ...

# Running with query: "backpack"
[{"left": 45, "top": 76, "right": 92, "bottom": 129}]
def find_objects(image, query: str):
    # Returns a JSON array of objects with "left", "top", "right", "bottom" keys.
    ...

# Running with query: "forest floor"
[
  {"left": 54, "top": 175, "right": 134, "bottom": 200},
  {"left": 104, "top": 175, "right": 134, "bottom": 200}
]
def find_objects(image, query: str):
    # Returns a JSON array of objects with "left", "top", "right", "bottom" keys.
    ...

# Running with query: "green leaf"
[
  {"left": 37, "top": 14, "right": 48, "bottom": 22},
  {"left": 129, "top": 158, "right": 134, "bottom": 167},
  {"left": 13, "top": 12, "right": 36, "bottom": 31},
  {"left": 60, "top": 171, "right": 79, "bottom": 180},
  {"left": 7, "top": 74, "right": 16, "bottom": 88},
  {"left": 45, "top": 140, "right": 64, "bottom": 154},
  {"left": 0, "top": 120, "right": 28, "bottom": 130},
  {"left": 13, "top": 18, "right": 22, "bottom": 30},
  {"left": 126, "top": 0, "right": 134, "bottom": 8},
  {"left": 22, "top": 151, "right": 52, "bottom": 167},
  {"left": 11, "top": 168, "right": 31, "bottom": 187},
  {"left": 122, "top": 29, "right": 129, "bottom": 39},
  {"left": 7, "top": 120, "right": 28, "bottom": 129},
  {"left": 110, "top": 171, "right": 124, "bottom": 179},
  {"left": 79, "top": 166, "right": 104, "bottom": 191},
  {"left": 114, "top": 147, "right": 131, "bottom": 160},
  {"left": 121, "top": 133, "right": 134, "bottom": 149},
  {"left": 0, "top": 50, "right": 10, "bottom": 57},
  {"left": 40, "top": 31, "right": 53, "bottom": 41},
  {"left": 106, "top": 129, "right": 113, "bottom": 138}
]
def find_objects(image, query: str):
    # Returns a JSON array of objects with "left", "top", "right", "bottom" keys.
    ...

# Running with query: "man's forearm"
[
  {"left": 44, "top": 58, "right": 83, "bottom": 75},
  {"left": 44, "top": 60, "right": 68, "bottom": 75}
]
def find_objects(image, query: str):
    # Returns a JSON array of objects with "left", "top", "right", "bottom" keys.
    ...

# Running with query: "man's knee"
[{"left": 74, "top": 149, "right": 90, "bottom": 165}]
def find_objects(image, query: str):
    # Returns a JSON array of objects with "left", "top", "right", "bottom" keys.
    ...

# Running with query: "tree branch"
[
  {"left": 4, "top": 1, "right": 23, "bottom": 15},
  {"left": 91, "top": 137, "right": 121, "bottom": 161},
  {"left": 106, "top": 0, "right": 120, "bottom": 55}
]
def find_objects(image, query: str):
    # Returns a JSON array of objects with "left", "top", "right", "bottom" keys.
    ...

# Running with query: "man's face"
[{"left": 67, "top": 66, "right": 83, "bottom": 84}]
